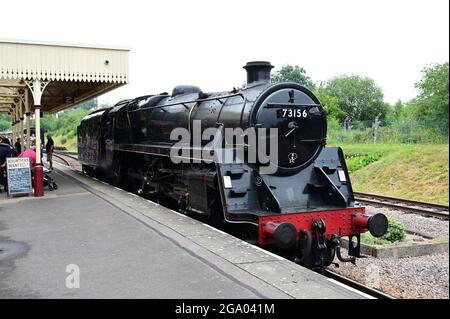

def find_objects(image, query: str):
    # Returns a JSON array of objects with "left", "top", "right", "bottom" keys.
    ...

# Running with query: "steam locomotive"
[{"left": 78, "top": 61, "right": 388, "bottom": 269}]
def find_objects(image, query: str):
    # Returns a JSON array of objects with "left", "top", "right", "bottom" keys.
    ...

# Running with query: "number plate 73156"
[{"left": 277, "top": 108, "right": 308, "bottom": 118}]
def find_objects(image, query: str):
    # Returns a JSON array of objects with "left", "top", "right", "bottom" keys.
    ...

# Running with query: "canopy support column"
[
  {"left": 19, "top": 101, "right": 24, "bottom": 152},
  {"left": 10, "top": 111, "right": 13, "bottom": 141},
  {"left": 13, "top": 103, "right": 19, "bottom": 143},
  {"left": 26, "top": 78, "right": 49, "bottom": 197},
  {"left": 25, "top": 89, "right": 31, "bottom": 149},
  {"left": 17, "top": 88, "right": 26, "bottom": 152},
  {"left": 35, "top": 106, "right": 41, "bottom": 161}
]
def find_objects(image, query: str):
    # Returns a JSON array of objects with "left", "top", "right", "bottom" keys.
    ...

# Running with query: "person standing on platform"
[
  {"left": 0, "top": 137, "right": 12, "bottom": 192},
  {"left": 0, "top": 137, "right": 12, "bottom": 164},
  {"left": 19, "top": 149, "right": 37, "bottom": 168},
  {"left": 14, "top": 137, "right": 22, "bottom": 156},
  {"left": 30, "top": 133, "right": 36, "bottom": 150},
  {"left": 45, "top": 134, "right": 54, "bottom": 171}
]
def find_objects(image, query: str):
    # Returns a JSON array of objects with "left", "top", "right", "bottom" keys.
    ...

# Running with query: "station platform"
[{"left": 0, "top": 163, "right": 367, "bottom": 299}]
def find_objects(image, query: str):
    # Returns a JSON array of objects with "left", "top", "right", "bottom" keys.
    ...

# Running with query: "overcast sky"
[{"left": 1, "top": 0, "right": 448, "bottom": 105}]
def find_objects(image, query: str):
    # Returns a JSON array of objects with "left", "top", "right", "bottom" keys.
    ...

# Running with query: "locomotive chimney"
[{"left": 244, "top": 61, "right": 273, "bottom": 87}]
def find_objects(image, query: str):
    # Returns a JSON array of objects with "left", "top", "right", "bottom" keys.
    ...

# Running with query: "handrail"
[{"left": 128, "top": 92, "right": 245, "bottom": 113}]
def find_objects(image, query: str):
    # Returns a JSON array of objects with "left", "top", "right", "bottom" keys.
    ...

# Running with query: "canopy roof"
[{"left": 0, "top": 38, "right": 129, "bottom": 114}]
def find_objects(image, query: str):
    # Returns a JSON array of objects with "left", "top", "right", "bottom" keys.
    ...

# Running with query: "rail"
[
  {"left": 52, "top": 151, "right": 79, "bottom": 169},
  {"left": 354, "top": 191, "right": 449, "bottom": 220}
]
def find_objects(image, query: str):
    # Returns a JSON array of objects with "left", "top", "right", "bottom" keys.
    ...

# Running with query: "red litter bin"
[{"left": 34, "top": 164, "right": 44, "bottom": 197}]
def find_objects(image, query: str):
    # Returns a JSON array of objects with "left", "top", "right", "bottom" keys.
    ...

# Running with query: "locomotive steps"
[{"left": 53, "top": 162, "right": 369, "bottom": 299}]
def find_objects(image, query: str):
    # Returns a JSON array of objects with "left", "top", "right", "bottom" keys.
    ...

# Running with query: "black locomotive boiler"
[{"left": 78, "top": 61, "right": 388, "bottom": 269}]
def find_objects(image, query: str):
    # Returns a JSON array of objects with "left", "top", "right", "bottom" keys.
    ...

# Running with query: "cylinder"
[{"left": 353, "top": 214, "right": 370, "bottom": 228}]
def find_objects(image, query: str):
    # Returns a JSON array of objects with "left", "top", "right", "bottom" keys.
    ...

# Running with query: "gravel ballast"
[
  {"left": 365, "top": 205, "right": 448, "bottom": 239},
  {"left": 332, "top": 204, "right": 449, "bottom": 299},
  {"left": 332, "top": 251, "right": 449, "bottom": 299}
]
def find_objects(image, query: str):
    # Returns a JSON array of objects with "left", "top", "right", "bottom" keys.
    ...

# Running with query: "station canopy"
[{"left": 0, "top": 38, "right": 129, "bottom": 114}]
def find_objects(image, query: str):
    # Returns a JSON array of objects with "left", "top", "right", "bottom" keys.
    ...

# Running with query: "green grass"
[
  {"left": 331, "top": 143, "right": 449, "bottom": 205},
  {"left": 54, "top": 135, "right": 77, "bottom": 152},
  {"left": 360, "top": 233, "right": 389, "bottom": 245}
]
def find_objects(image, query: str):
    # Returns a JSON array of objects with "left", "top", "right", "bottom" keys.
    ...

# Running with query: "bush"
[
  {"left": 381, "top": 216, "right": 406, "bottom": 243},
  {"left": 360, "top": 216, "right": 406, "bottom": 245},
  {"left": 61, "top": 137, "right": 67, "bottom": 145},
  {"left": 346, "top": 154, "right": 381, "bottom": 172}
]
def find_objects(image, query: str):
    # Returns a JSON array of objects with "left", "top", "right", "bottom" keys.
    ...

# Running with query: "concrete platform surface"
[{"left": 0, "top": 163, "right": 366, "bottom": 299}]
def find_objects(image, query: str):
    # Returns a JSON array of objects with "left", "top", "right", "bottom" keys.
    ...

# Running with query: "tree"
[
  {"left": 411, "top": 62, "right": 449, "bottom": 120},
  {"left": 41, "top": 114, "right": 58, "bottom": 133},
  {"left": 393, "top": 100, "right": 404, "bottom": 118},
  {"left": 271, "top": 65, "right": 315, "bottom": 89},
  {"left": 384, "top": 99, "right": 404, "bottom": 122},
  {"left": 73, "top": 98, "right": 98, "bottom": 111},
  {"left": 0, "top": 115, "right": 11, "bottom": 131},
  {"left": 315, "top": 90, "right": 346, "bottom": 122},
  {"left": 320, "top": 75, "right": 387, "bottom": 122}
]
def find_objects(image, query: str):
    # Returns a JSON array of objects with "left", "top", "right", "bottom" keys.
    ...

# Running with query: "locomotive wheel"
[
  {"left": 113, "top": 162, "right": 125, "bottom": 187},
  {"left": 82, "top": 165, "right": 89, "bottom": 175},
  {"left": 208, "top": 199, "right": 223, "bottom": 227},
  {"left": 82, "top": 165, "right": 95, "bottom": 177}
]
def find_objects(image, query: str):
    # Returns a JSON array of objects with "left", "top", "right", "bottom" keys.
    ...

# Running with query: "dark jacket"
[
  {"left": 45, "top": 138, "right": 54, "bottom": 153},
  {"left": 0, "top": 143, "right": 12, "bottom": 165},
  {"left": 15, "top": 141, "right": 22, "bottom": 155}
]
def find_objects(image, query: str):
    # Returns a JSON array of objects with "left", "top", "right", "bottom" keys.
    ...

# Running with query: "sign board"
[{"left": 6, "top": 157, "right": 32, "bottom": 196}]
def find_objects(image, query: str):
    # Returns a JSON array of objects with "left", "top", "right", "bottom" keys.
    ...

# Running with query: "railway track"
[
  {"left": 52, "top": 153, "right": 70, "bottom": 166},
  {"left": 354, "top": 192, "right": 449, "bottom": 220},
  {"left": 54, "top": 150, "right": 78, "bottom": 159},
  {"left": 53, "top": 151, "right": 80, "bottom": 170},
  {"left": 324, "top": 270, "right": 394, "bottom": 299}
]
